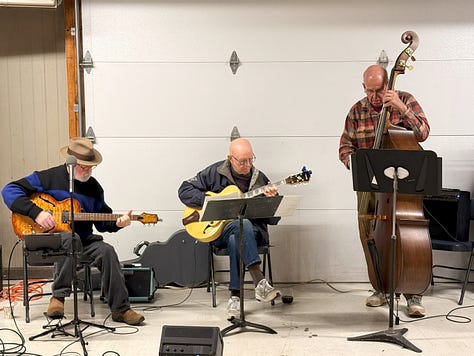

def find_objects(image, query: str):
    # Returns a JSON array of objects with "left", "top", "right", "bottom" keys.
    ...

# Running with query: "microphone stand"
[{"left": 29, "top": 157, "right": 115, "bottom": 356}]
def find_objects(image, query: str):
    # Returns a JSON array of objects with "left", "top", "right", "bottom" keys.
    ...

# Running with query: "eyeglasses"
[
  {"left": 78, "top": 164, "right": 96, "bottom": 170},
  {"left": 231, "top": 154, "right": 256, "bottom": 166},
  {"left": 364, "top": 84, "right": 387, "bottom": 96}
]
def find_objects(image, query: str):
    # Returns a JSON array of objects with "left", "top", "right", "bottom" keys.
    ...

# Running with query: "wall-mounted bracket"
[
  {"left": 230, "top": 126, "right": 241, "bottom": 141},
  {"left": 85, "top": 127, "right": 96, "bottom": 144},
  {"left": 229, "top": 51, "right": 241, "bottom": 75},
  {"left": 81, "top": 50, "right": 93, "bottom": 74},
  {"left": 377, "top": 50, "right": 389, "bottom": 68}
]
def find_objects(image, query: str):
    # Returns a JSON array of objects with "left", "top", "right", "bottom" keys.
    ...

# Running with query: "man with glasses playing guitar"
[
  {"left": 179, "top": 137, "right": 283, "bottom": 320},
  {"left": 2, "top": 137, "right": 147, "bottom": 325}
]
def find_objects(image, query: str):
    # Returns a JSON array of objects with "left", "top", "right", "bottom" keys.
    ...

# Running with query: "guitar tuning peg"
[{"left": 301, "top": 166, "right": 313, "bottom": 176}]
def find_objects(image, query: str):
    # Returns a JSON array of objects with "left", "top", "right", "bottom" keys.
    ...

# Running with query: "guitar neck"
[
  {"left": 72, "top": 213, "right": 142, "bottom": 222},
  {"left": 242, "top": 180, "right": 286, "bottom": 199}
]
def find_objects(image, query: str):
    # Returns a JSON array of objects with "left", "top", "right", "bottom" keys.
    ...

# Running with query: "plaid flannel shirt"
[{"left": 339, "top": 90, "right": 430, "bottom": 168}]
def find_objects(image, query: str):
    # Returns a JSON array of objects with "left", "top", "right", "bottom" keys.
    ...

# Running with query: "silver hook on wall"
[
  {"left": 377, "top": 50, "right": 389, "bottom": 68},
  {"left": 229, "top": 51, "right": 241, "bottom": 75}
]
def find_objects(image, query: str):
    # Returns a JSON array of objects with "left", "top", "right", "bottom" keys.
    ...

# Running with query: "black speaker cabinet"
[
  {"left": 123, "top": 266, "right": 156, "bottom": 302},
  {"left": 423, "top": 189, "right": 471, "bottom": 241},
  {"left": 101, "top": 266, "right": 156, "bottom": 303},
  {"left": 159, "top": 325, "right": 223, "bottom": 356}
]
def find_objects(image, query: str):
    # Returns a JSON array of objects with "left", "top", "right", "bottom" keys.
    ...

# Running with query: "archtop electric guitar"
[
  {"left": 182, "top": 167, "right": 312, "bottom": 242},
  {"left": 12, "top": 193, "right": 159, "bottom": 239}
]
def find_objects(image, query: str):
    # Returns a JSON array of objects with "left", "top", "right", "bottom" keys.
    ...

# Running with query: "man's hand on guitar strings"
[
  {"left": 35, "top": 211, "right": 56, "bottom": 229},
  {"left": 262, "top": 184, "right": 278, "bottom": 197},
  {"left": 116, "top": 210, "right": 132, "bottom": 228}
]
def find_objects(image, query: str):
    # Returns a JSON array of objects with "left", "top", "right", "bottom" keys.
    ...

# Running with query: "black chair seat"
[
  {"left": 431, "top": 239, "right": 474, "bottom": 252},
  {"left": 213, "top": 244, "right": 269, "bottom": 256}
]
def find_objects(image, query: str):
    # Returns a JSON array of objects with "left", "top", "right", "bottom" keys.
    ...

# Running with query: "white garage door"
[{"left": 81, "top": 0, "right": 474, "bottom": 282}]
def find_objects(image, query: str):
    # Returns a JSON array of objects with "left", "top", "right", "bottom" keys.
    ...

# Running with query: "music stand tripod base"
[
  {"left": 222, "top": 317, "right": 278, "bottom": 336},
  {"left": 348, "top": 328, "right": 421, "bottom": 353}
]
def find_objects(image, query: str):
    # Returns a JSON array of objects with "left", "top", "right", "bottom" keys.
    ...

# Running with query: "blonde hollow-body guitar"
[
  {"left": 182, "top": 168, "right": 312, "bottom": 243},
  {"left": 12, "top": 193, "right": 160, "bottom": 239}
]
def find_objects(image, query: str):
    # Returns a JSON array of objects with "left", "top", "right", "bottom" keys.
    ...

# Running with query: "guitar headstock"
[
  {"left": 284, "top": 166, "right": 312, "bottom": 185},
  {"left": 137, "top": 213, "right": 160, "bottom": 225}
]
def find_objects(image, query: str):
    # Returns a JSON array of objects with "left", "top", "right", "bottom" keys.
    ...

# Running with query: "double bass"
[{"left": 358, "top": 31, "right": 432, "bottom": 295}]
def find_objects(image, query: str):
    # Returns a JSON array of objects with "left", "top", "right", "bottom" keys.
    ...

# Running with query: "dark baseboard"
[{"left": 3, "top": 266, "right": 53, "bottom": 281}]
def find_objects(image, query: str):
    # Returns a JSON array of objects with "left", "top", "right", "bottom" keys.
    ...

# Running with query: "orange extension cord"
[{"left": 0, "top": 280, "right": 48, "bottom": 311}]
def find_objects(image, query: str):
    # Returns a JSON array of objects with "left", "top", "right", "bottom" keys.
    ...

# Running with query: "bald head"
[
  {"left": 363, "top": 65, "right": 388, "bottom": 86},
  {"left": 228, "top": 138, "right": 254, "bottom": 174},
  {"left": 362, "top": 64, "right": 389, "bottom": 107},
  {"left": 229, "top": 138, "right": 252, "bottom": 155}
]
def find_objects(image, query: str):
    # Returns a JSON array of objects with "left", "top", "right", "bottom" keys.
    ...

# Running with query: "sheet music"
[{"left": 274, "top": 195, "right": 302, "bottom": 217}]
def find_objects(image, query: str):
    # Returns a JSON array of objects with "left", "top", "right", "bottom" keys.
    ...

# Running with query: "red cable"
[{"left": 0, "top": 280, "right": 49, "bottom": 310}]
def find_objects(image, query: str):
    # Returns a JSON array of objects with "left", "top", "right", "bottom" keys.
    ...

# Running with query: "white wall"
[{"left": 81, "top": 0, "right": 474, "bottom": 282}]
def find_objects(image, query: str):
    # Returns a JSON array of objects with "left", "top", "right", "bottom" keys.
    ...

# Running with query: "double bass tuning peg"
[{"left": 406, "top": 65, "right": 414, "bottom": 71}]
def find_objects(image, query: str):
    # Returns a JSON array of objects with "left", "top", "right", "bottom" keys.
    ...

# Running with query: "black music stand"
[
  {"left": 348, "top": 148, "right": 441, "bottom": 353},
  {"left": 201, "top": 195, "right": 287, "bottom": 336}
]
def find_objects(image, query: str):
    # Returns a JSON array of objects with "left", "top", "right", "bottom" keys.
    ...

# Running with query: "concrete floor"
[{"left": 1, "top": 281, "right": 474, "bottom": 355}]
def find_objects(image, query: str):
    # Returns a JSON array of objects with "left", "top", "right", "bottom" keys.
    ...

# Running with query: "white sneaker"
[
  {"left": 227, "top": 296, "right": 240, "bottom": 320},
  {"left": 406, "top": 295, "right": 425, "bottom": 317},
  {"left": 365, "top": 291, "right": 387, "bottom": 307},
  {"left": 255, "top": 279, "right": 280, "bottom": 303}
]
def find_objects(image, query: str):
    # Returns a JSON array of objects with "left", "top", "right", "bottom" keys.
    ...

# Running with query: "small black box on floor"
[
  {"left": 101, "top": 266, "right": 156, "bottom": 303},
  {"left": 159, "top": 325, "right": 223, "bottom": 356},
  {"left": 123, "top": 266, "right": 156, "bottom": 302}
]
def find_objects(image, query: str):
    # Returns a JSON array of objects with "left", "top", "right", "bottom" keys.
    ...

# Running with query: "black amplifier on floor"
[
  {"left": 123, "top": 266, "right": 156, "bottom": 302},
  {"left": 100, "top": 266, "right": 156, "bottom": 303},
  {"left": 423, "top": 189, "right": 471, "bottom": 241},
  {"left": 159, "top": 325, "right": 223, "bottom": 356}
]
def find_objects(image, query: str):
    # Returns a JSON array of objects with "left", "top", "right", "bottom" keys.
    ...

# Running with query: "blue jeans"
[{"left": 213, "top": 219, "right": 262, "bottom": 291}]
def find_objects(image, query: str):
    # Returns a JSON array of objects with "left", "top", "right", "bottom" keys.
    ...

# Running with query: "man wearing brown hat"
[{"left": 1, "top": 137, "right": 145, "bottom": 325}]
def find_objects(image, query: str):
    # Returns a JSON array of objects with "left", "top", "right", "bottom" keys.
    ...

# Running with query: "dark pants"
[{"left": 52, "top": 233, "right": 130, "bottom": 313}]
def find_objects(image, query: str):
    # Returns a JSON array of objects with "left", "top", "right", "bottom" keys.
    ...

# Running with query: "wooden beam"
[{"left": 64, "top": 0, "right": 79, "bottom": 138}]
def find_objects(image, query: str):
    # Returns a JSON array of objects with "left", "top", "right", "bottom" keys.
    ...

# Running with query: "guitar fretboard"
[
  {"left": 242, "top": 180, "right": 286, "bottom": 199},
  {"left": 67, "top": 213, "right": 143, "bottom": 222}
]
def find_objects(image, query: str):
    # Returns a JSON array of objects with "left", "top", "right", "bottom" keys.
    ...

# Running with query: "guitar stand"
[
  {"left": 39, "top": 313, "right": 76, "bottom": 339},
  {"left": 221, "top": 214, "right": 277, "bottom": 336}
]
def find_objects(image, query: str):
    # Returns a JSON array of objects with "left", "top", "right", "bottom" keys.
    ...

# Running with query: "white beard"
[{"left": 75, "top": 171, "right": 92, "bottom": 182}]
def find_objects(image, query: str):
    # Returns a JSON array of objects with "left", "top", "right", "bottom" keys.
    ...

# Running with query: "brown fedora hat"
[{"left": 60, "top": 137, "right": 103, "bottom": 166}]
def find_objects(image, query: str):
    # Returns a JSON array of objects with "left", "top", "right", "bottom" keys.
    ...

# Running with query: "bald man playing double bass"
[{"left": 339, "top": 64, "right": 430, "bottom": 317}]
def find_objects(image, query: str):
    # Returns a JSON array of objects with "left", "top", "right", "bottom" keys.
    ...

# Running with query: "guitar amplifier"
[
  {"left": 423, "top": 189, "right": 471, "bottom": 242},
  {"left": 159, "top": 325, "right": 223, "bottom": 356},
  {"left": 123, "top": 266, "right": 156, "bottom": 302},
  {"left": 100, "top": 266, "right": 156, "bottom": 303}
]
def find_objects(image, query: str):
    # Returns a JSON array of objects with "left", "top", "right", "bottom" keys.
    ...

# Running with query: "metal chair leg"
[{"left": 459, "top": 249, "right": 474, "bottom": 305}]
